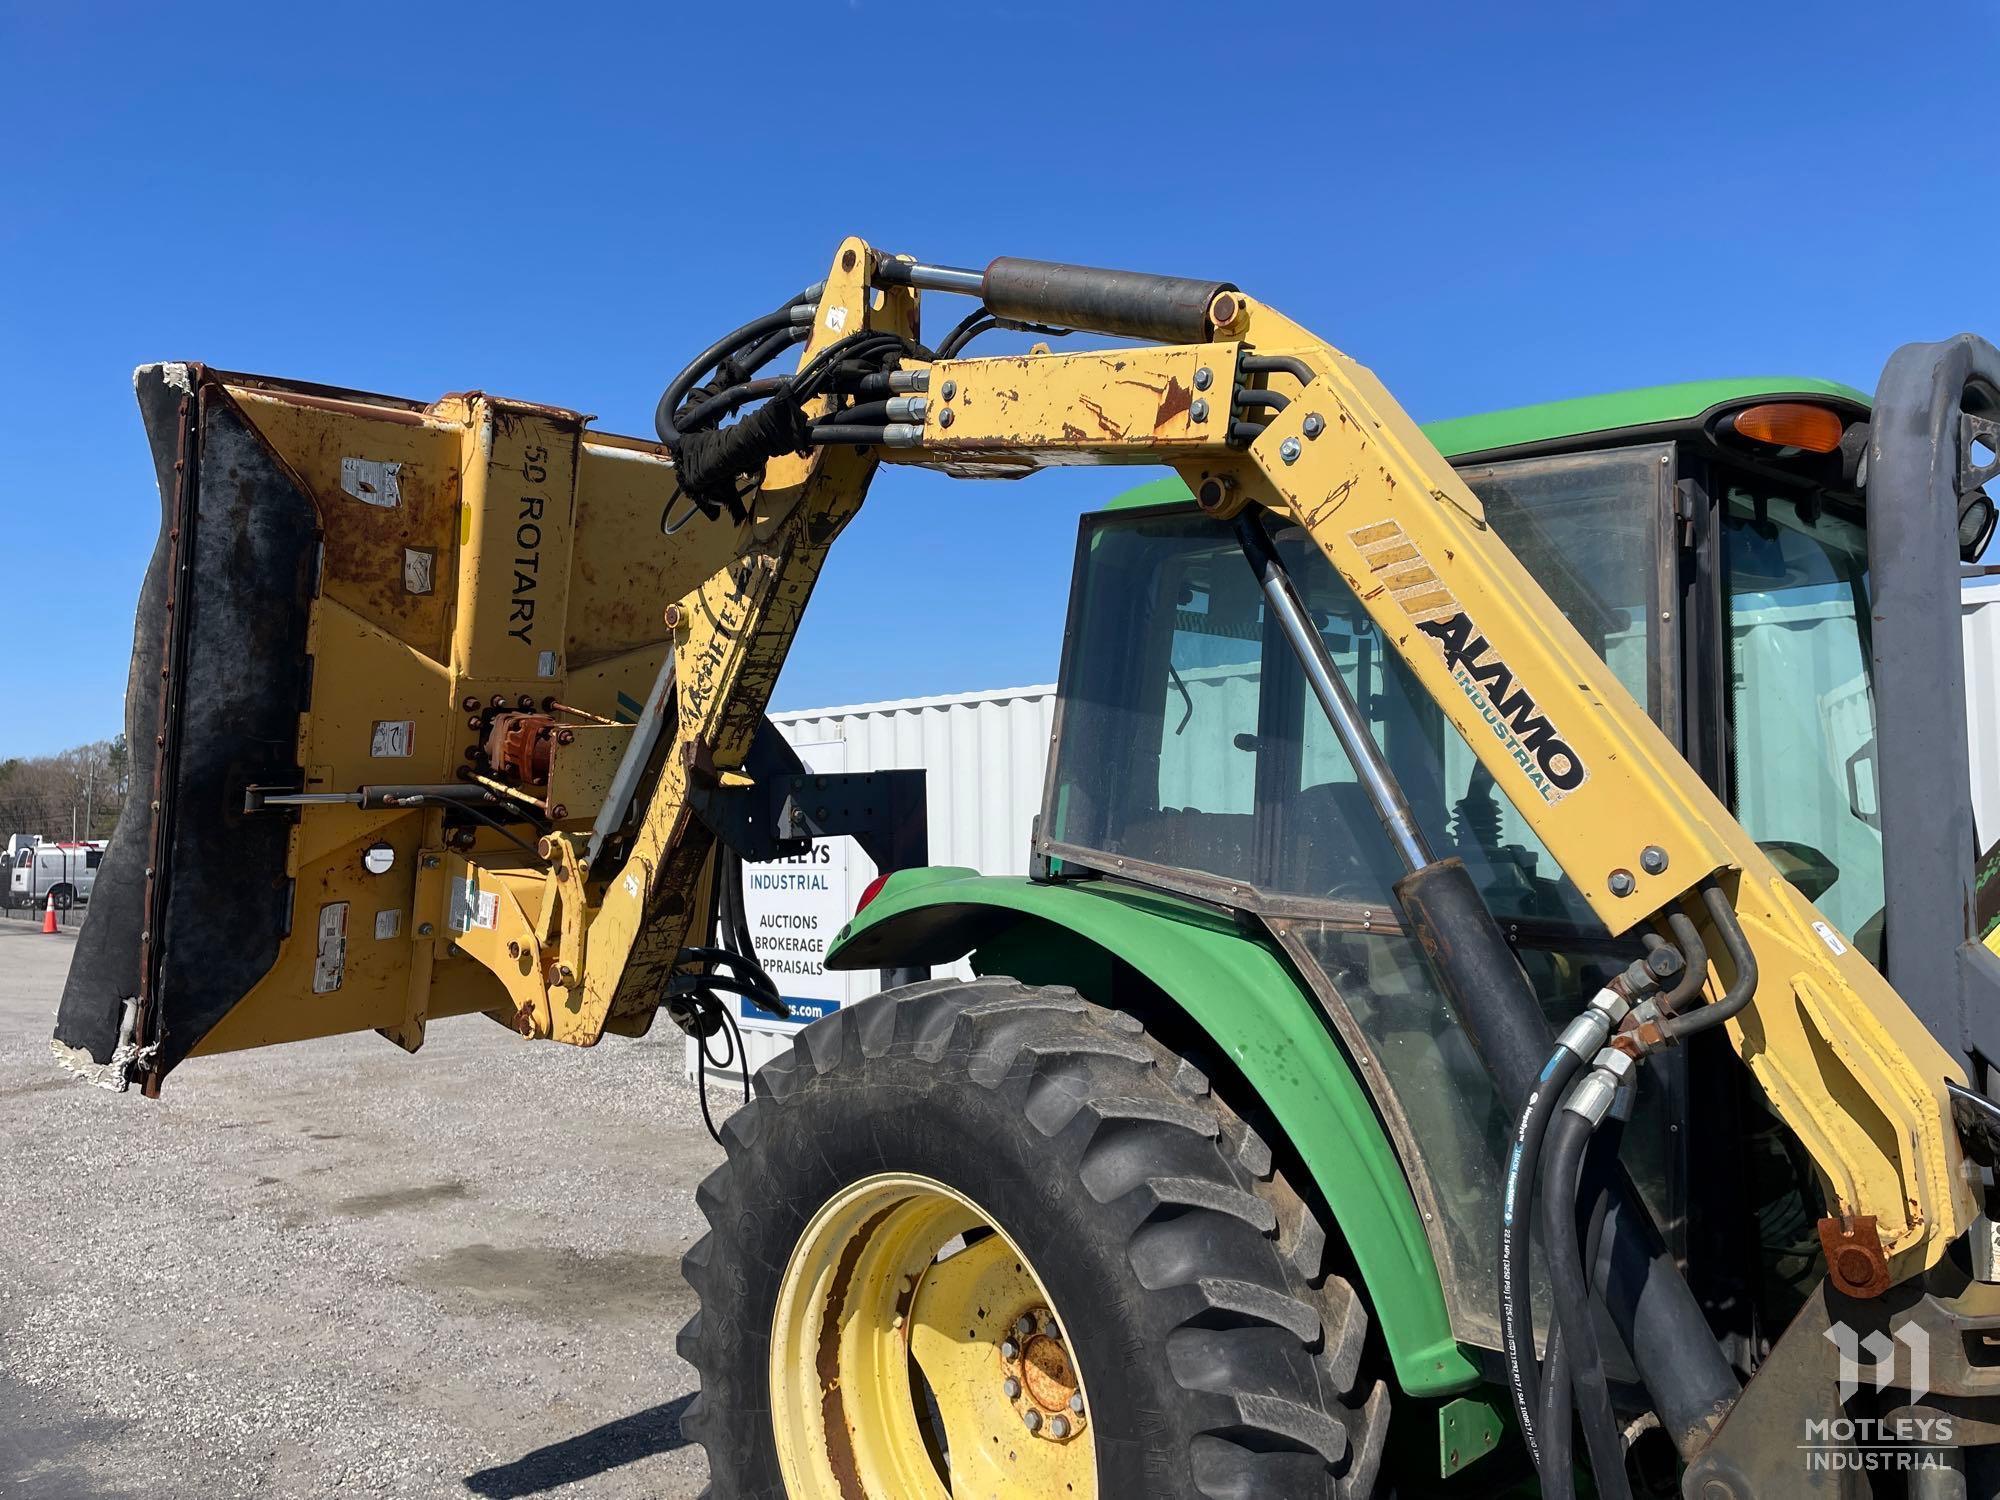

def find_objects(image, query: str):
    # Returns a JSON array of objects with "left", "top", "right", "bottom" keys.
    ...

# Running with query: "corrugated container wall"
[{"left": 686, "top": 684, "right": 1055, "bottom": 1080}]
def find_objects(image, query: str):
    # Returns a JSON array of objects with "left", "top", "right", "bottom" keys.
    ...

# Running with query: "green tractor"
[{"left": 679, "top": 375, "right": 1997, "bottom": 1497}]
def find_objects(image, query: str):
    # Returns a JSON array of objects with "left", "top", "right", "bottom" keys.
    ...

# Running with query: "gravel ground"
[{"left": 0, "top": 909, "right": 731, "bottom": 1498}]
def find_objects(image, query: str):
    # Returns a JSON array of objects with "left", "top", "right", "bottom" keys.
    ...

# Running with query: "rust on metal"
[
  {"left": 1020, "top": 1330, "right": 1078, "bottom": 1413},
  {"left": 1818, "top": 1214, "right": 1892, "bottom": 1299},
  {"left": 483, "top": 712, "right": 556, "bottom": 785},
  {"left": 814, "top": 1199, "right": 898, "bottom": 1499}
]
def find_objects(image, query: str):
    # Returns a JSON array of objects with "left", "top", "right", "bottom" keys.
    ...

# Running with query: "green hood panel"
[{"left": 829, "top": 867, "right": 1480, "bottom": 1396}]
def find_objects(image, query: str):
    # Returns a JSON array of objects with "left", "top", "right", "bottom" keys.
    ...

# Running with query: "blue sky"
[{"left": 2, "top": 1, "right": 1993, "bottom": 758}]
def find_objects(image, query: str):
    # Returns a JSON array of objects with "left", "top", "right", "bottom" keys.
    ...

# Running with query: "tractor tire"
[{"left": 679, "top": 976, "right": 1389, "bottom": 1500}]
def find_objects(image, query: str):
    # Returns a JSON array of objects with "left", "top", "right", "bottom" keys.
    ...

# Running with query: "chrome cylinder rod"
[{"left": 1233, "top": 509, "right": 1433, "bottom": 874}]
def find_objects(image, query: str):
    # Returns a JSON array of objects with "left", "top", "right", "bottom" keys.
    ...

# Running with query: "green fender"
[{"left": 826, "top": 866, "right": 1481, "bottom": 1398}]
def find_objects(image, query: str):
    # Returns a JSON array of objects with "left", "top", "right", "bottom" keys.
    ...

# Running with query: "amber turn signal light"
[{"left": 1729, "top": 402, "right": 1845, "bottom": 454}]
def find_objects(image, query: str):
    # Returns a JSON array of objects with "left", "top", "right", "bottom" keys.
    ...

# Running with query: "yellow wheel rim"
[{"left": 770, "top": 1172, "right": 1098, "bottom": 1499}]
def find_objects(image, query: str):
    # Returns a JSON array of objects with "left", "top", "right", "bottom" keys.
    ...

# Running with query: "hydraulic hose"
[
  {"left": 1542, "top": 1094, "right": 1629, "bottom": 1498},
  {"left": 655, "top": 304, "right": 804, "bottom": 445},
  {"left": 1499, "top": 989, "right": 1633, "bottom": 1475},
  {"left": 1657, "top": 910, "right": 1708, "bottom": 1015},
  {"left": 1542, "top": 1080, "right": 1633, "bottom": 1500},
  {"left": 1660, "top": 883, "right": 1756, "bottom": 1042},
  {"left": 1500, "top": 1037, "right": 1588, "bottom": 1468}
]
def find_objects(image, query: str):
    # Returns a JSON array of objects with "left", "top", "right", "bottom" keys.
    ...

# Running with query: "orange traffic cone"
[{"left": 41, "top": 894, "right": 58, "bottom": 934}]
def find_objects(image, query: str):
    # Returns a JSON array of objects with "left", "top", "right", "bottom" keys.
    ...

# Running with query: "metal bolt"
[
  {"left": 462, "top": 695, "right": 482, "bottom": 712},
  {"left": 1022, "top": 1410, "right": 1042, "bottom": 1433},
  {"left": 417, "top": 923, "right": 434, "bottom": 937},
  {"left": 1002, "top": 1377, "right": 1021, "bottom": 1399},
  {"left": 941, "top": 379, "right": 957, "bottom": 401},
  {"left": 1000, "top": 1340, "right": 1018, "bottom": 1360},
  {"left": 1049, "top": 1415, "right": 1070, "bottom": 1438},
  {"left": 1608, "top": 869, "right": 1636, "bottom": 897},
  {"left": 663, "top": 604, "right": 684, "bottom": 629},
  {"left": 1189, "top": 397, "right": 1209, "bottom": 423},
  {"left": 938, "top": 408, "right": 954, "bottom": 428},
  {"left": 1280, "top": 436, "right": 1302, "bottom": 464},
  {"left": 1069, "top": 1393, "right": 1084, "bottom": 1413},
  {"left": 556, "top": 729, "right": 576, "bottom": 746},
  {"left": 1640, "top": 845, "right": 1669, "bottom": 875},
  {"left": 550, "top": 804, "right": 568, "bottom": 820},
  {"left": 490, "top": 694, "right": 508, "bottom": 709},
  {"left": 1302, "top": 412, "right": 1325, "bottom": 439},
  {"left": 1193, "top": 366, "right": 1212, "bottom": 391},
  {"left": 1015, "top": 1315, "right": 1035, "bottom": 1338},
  {"left": 422, "top": 856, "right": 440, "bottom": 869}
]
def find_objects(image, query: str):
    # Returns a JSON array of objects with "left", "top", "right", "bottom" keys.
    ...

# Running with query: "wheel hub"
[{"left": 770, "top": 1172, "right": 1097, "bottom": 1498}]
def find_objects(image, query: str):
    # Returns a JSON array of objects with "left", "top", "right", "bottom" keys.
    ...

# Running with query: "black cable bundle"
[
  {"left": 670, "top": 393, "right": 810, "bottom": 525},
  {"left": 669, "top": 847, "right": 789, "bottom": 1145}
]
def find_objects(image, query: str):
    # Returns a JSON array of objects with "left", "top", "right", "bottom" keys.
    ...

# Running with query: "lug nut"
[
  {"left": 1014, "top": 1315, "right": 1035, "bottom": 1339},
  {"left": 1023, "top": 1410, "right": 1042, "bottom": 1433},
  {"left": 1069, "top": 1393, "right": 1084, "bottom": 1414},
  {"left": 1049, "top": 1415, "right": 1070, "bottom": 1439},
  {"left": 1000, "top": 1339, "right": 1018, "bottom": 1360},
  {"left": 1002, "top": 1377, "right": 1021, "bottom": 1399}
]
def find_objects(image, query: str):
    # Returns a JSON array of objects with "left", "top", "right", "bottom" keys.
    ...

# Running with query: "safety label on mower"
[
  {"left": 446, "top": 877, "right": 498, "bottom": 933},
  {"left": 313, "top": 902, "right": 349, "bottom": 994},
  {"left": 341, "top": 456, "right": 402, "bottom": 509}
]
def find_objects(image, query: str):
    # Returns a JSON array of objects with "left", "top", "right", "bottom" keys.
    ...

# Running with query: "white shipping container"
[{"left": 687, "top": 684, "right": 1055, "bottom": 1080}]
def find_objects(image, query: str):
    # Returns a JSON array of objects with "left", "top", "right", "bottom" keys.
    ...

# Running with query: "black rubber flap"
[{"left": 54, "top": 368, "right": 318, "bottom": 1084}]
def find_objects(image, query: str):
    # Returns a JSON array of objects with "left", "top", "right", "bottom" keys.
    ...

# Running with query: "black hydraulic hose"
[
  {"left": 1240, "top": 352, "right": 1316, "bottom": 384},
  {"left": 1542, "top": 1102, "right": 1633, "bottom": 1500},
  {"left": 1662, "top": 884, "right": 1755, "bottom": 1041},
  {"left": 1651, "top": 911, "right": 1708, "bottom": 1016},
  {"left": 808, "top": 424, "right": 893, "bottom": 446},
  {"left": 1234, "top": 387, "right": 1291, "bottom": 412},
  {"left": 830, "top": 399, "right": 895, "bottom": 427},
  {"left": 719, "top": 324, "right": 810, "bottom": 387},
  {"left": 1539, "top": 1324, "right": 1574, "bottom": 1500},
  {"left": 674, "top": 378, "right": 790, "bottom": 433},
  {"left": 1540, "top": 1111, "right": 1627, "bottom": 1498},
  {"left": 1230, "top": 420, "right": 1271, "bottom": 443},
  {"left": 1500, "top": 1041, "right": 1587, "bottom": 1468},
  {"left": 656, "top": 303, "right": 805, "bottom": 444}
]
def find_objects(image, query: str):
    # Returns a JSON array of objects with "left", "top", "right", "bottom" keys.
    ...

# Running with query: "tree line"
[{"left": 0, "top": 737, "right": 130, "bottom": 843}]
